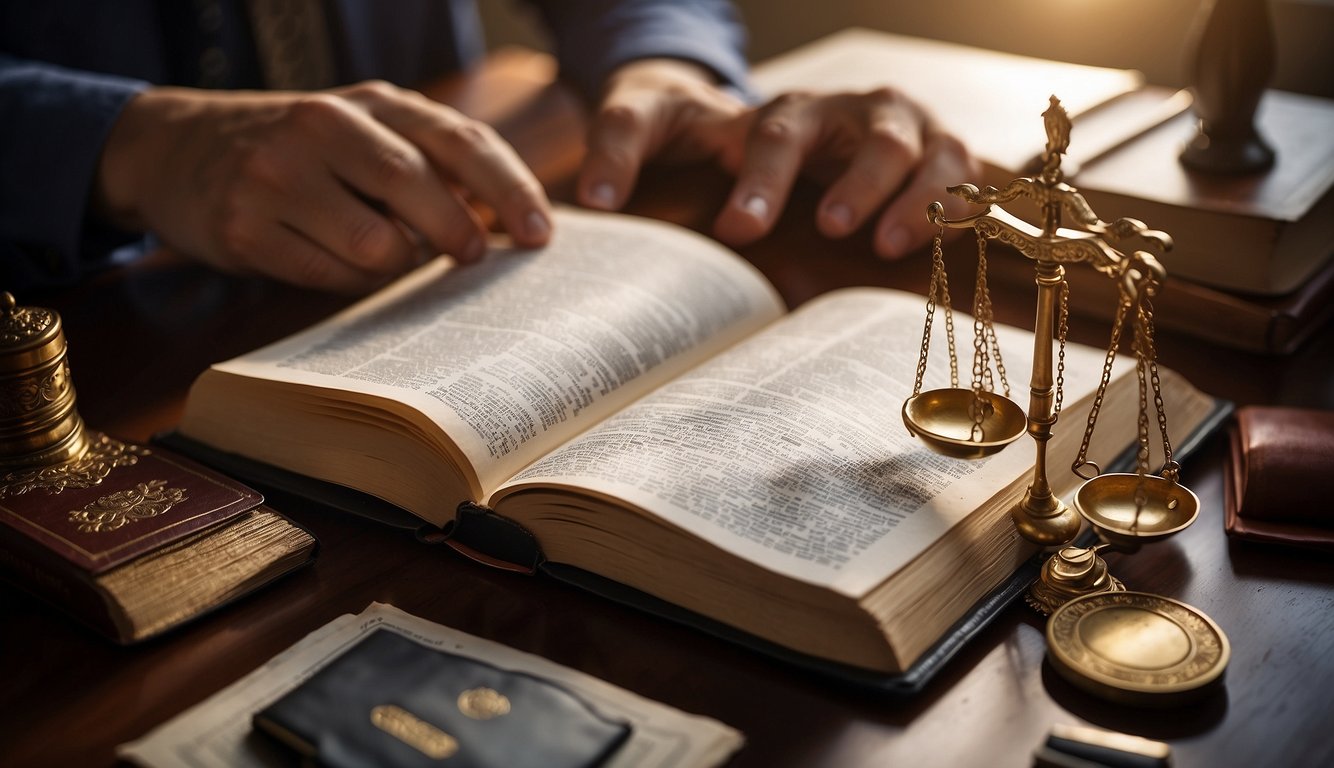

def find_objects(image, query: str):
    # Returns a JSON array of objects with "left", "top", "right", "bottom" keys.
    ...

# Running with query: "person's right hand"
[{"left": 94, "top": 81, "right": 553, "bottom": 293}]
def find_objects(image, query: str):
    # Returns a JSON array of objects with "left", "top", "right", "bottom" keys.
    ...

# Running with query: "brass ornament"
[
  {"left": 904, "top": 97, "right": 1226, "bottom": 700},
  {"left": 0, "top": 359, "right": 72, "bottom": 419},
  {"left": 0, "top": 294, "right": 54, "bottom": 344},
  {"left": 457, "top": 687, "right": 511, "bottom": 720},
  {"left": 0, "top": 433, "right": 148, "bottom": 498},
  {"left": 1026, "top": 545, "right": 1124, "bottom": 614},
  {"left": 0, "top": 292, "right": 88, "bottom": 469},
  {"left": 906, "top": 96, "right": 1199, "bottom": 602},
  {"left": 370, "top": 704, "right": 459, "bottom": 759},
  {"left": 68, "top": 479, "right": 187, "bottom": 533}
]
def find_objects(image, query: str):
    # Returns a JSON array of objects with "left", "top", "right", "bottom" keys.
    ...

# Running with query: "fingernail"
[
  {"left": 525, "top": 210, "right": 551, "bottom": 242},
  {"left": 588, "top": 182, "right": 616, "bottom": 209},
  {"left": 883, "top": 226, "right": 911, "bottom": 259},
  {"left": 741, "top": 194, "right": 768, "bottom": 221},
  {"left": 825, "top": 203, "right": 853, "bottom": 233}
]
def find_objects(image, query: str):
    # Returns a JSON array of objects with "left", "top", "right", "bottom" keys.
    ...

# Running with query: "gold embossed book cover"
[{"left": 0, "top": 433, "right": 317, "bottom": 643}]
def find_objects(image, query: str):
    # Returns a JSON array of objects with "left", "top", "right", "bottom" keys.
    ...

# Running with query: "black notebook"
[{"left": 254, "top": 629, "right": 631, "bottom": 768}]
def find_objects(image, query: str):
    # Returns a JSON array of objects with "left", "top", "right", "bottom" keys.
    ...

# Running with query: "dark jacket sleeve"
[
  {"left": 529, "top": 0, "right": 752, "bottom": 102},
  {"left": 0, "top": 54, "right": 147, "bottom": 290}
]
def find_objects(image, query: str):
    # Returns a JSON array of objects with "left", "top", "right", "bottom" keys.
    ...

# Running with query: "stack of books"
[{"left": 752, "top": 29, "right": 1334, "bottom": 354}]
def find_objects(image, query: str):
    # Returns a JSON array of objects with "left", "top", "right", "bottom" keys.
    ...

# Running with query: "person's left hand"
[{"left": 579, "top": 59, "right": 981, "bottom": 260}]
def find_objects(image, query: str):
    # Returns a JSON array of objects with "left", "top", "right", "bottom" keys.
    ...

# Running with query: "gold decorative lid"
[
  {"left": 0, "top": 291, "right": 88, "bottom": 468},
  {"left": 0, "top": 291, "right": 63, "bottom": 371},
  {"left": 1046, "top": 591, "right": 1230, "bottom": 707}
]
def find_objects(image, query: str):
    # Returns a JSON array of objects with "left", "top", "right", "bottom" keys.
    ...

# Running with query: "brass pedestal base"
[
  {"left": 1027, "top": 545, "right": 1125, "bottom": 615},
  {"left": 1011, "top": 493, "right": 1082, "bottom": 548}
]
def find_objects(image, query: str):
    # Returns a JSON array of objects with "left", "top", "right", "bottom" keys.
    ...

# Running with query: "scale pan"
[
  {"left": 1073, "top": 473, "right": 1199, "bottom": 547},
  {"left": 902, "top": 388, "right": 1026, "bottom": 459}
]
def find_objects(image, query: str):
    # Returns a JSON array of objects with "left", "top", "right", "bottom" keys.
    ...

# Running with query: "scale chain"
[
  {"left": 978, "top": 232, "right": 1011, "bottom": 398},
  {"left": 912, "top": 235, "right": 939, "bottom": 397},
  {"left": 1072, "top": 289, "right": 1131, "bottom": 479},
  {"left": 1139, "top": 288, "right": 1177, "bottom": 478},
  {"left": 1134, "top": 353, "right": 1151, "bottom": 525},
  {"left": 914, "top": 227, "right": 960, "bottom": 397},
  {"left": 971, "top": 232, "right": 993, "bottom": 440},
  {"left": 1054, "top": 278, "right": 1069, "bottom": 416}
]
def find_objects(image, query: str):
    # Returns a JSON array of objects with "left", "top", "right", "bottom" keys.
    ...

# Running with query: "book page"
[
  {"left": 117, "top": 603, "right": 742, "bottom": 768},
  {"left": 499, "top": 288, "right": 1111, "bottom": 598},
  {"left": 210, "top": 209, "right": 784, "bottom": 492}
]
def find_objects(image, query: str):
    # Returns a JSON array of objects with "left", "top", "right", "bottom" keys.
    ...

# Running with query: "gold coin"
[{"left": 1046, "top": 591, "right": 1229, "bottom": 707}]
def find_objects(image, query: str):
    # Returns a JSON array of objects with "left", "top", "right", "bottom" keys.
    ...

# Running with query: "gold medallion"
[{"left": 1046, "top": 591, "right": 1229, "bottom": 706}]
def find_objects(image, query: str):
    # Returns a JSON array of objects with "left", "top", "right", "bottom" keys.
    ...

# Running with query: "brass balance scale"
[{"left": 902, "top": 97, "right": 1229, "bottom": 705}]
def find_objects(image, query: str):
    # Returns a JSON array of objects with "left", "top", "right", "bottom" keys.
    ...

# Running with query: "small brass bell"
[{"left": 0, "top": 291, "right": 88, "bottom": 469}]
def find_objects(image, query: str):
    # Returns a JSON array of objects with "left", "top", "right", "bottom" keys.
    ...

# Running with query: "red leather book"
[
  {"left": 1225, "top": 407, "right": 1334, "bottom": 552},
  {"left": 0, "top": 433, "right": 316, "bottom": 642}
]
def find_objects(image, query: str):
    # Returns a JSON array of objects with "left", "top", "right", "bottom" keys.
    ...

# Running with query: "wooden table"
[{"left": 4, "top": 48, "right": 1333, "bottom": 768}]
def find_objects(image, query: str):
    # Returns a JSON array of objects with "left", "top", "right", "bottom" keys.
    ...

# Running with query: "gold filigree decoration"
[
  {"left": 0, "top": 360, "right": 72, "bottom": 418},
  {"left": 370, "top": 704, "right": 459, "bottom": 759},
  {"left": 457, "top": 687, "right": 511, "bottom": 720},
  {"left": 0, "top": 292, "right": 54, "bottom": 344},
  {"left": 68, "top": 479, "right": 187, "bottom": 533},
  {"left": 0, "top": 433, "right": 148, "bottom": 498}
]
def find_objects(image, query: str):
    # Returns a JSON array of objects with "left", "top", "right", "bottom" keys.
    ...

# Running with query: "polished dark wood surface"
[{"left": 4, "top": 49, "right": 1333, "bottom": 768}]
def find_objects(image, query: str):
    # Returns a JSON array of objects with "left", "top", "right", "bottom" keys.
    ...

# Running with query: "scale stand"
[{"left": 902, "top": 97, "right": 1229, "bottom": 705}]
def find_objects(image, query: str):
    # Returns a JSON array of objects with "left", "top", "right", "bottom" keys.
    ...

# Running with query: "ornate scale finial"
[{"left": 1041, "top": 95, "right": 1071, "bottom": 184}]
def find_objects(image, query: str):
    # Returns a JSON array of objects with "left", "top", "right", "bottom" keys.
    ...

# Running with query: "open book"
[{"left": 177, "top": 209, "right": 1222, "bottom": 682}]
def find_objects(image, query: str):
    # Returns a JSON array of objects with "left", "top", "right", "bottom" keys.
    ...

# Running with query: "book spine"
[{"left": 0, "top": 525, "right": 125, "bottom": 642}]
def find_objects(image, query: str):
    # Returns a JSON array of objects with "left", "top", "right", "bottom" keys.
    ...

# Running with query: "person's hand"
[
  {"left": 576, "top": 58, "right": 747, "bottom": 212},
  {"left": 95, "top": 81, "right": 552, "bottom": 292},
  {"left": 712, "top": 88, "right": 981, "bottom": 259},
  {"left": 579, "top": 60, "right": 979, "bottom": 259}
]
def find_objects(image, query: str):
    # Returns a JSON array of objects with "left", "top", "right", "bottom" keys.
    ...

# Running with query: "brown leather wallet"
[{"left": 1224, "top": 406, "right": 1334, "bottom": 552}]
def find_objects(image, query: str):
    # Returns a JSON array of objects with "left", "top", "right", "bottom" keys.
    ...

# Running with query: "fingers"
[
  {"left": 289, "top": 94, "right": 491, "bottom": 262},
  {"left": 711, "top": 86, "right": 975, "bottom": 260},
  {"left": 579, "top": 97, "right": 656, "bottom": 211},
  {"left": 815, "top": 91, "right": 923, "bottom": 242},
  {"left": 124, "top": 85, "right": 544, "bottom": 293},
  {"left": 872, "top": 130, "right": 978, "bottom": 259},
  {"left": 207, "top": 155, "right": 419, "bottom": 292},
  {"left": 205, "top": 93, "right": 486, "bottom": 290},
  {"left": 217, "top": 218, "right": 376, "bottom": 294},
  {"left": 281, "top": 168, "right": 448, "bottom": 274},
  {"left": 342, "top": 82, "right": 552, "bottom": 249},
  {"left": 713, "top": 93, "right": 822, "bottom": 246},
  {"left": 577, "top": 58, "right": 744, "bottom": 212}
]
